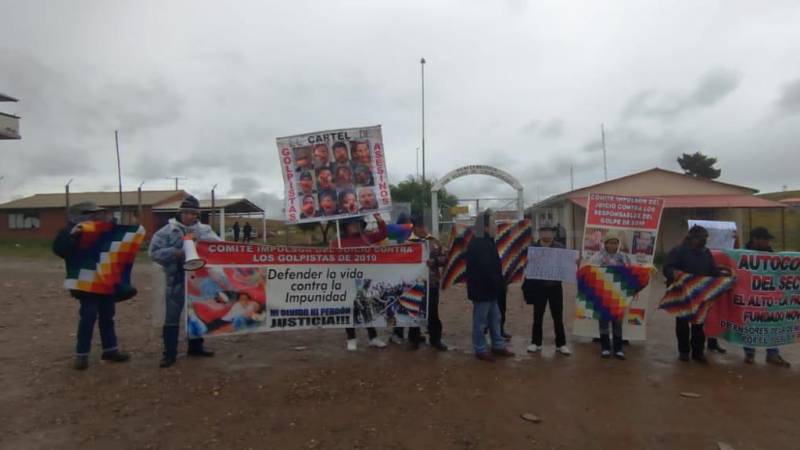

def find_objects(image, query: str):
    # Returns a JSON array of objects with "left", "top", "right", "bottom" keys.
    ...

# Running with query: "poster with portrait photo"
[{"left": 277, "top": 125, "right": 391, "bottom": 223}]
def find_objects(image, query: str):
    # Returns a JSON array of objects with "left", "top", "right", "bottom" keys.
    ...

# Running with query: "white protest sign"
[
  {"left": 688, "top": 220, "right": 737, "bottom": 250},
  {"left": 525, "top": 246, "right": 580, "bottom": 283}
]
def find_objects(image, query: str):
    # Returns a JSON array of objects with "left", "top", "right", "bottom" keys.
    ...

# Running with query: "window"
[{"left": 8, "top": 212, "right": 40, "bottom": 229}]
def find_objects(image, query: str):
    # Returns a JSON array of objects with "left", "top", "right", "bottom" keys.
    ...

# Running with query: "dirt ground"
[{"left": 1, "top": 255, "right": 798, "bottom": 450}]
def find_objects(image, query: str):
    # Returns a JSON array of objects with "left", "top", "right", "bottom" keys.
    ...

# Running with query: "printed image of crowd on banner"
[
  {"left": 185, "top": 241, "right": 428, "bottom": 337},
  {"left": 276, "top": 125, "right": 391, "bottom": 224},
  {"left": 574, "top": 193, "right": 665, "bottom": 340},
  {"left": 704, "top": 249, "right": 800, "bottom": 347},
  {"left": 186, "top": 267, "right": 268, "bottom": 338}
]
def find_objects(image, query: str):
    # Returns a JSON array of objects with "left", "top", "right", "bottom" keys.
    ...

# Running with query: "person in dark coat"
[
  {"left": 466, "top": 209, "right": 514, "bottom": 362},
  {"left": 663, "top": 225, "right": 726, "bottom": 364},
  {"left": 742, "top": 227, "right": 791, "bottom": 368},
  {"left": 242, "top": 222, "right": 252, "bottom": 243},
  {"left": 232, "top": 221, "right": 241, "bottom": 242},
  {"left": 52, "top": 202, "right": 131, "bottom": 370},
  {"left": 521, "top": 222, "right": 571, "bottom": 355}
]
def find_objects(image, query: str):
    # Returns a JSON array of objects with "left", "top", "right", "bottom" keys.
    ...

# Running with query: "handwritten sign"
[{"left": 525, "top": 246, "right": 580, "bottom": 283}]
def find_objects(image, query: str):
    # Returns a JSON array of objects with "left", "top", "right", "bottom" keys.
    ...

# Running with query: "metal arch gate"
[{"left": 430, "top": 165, "right": 524, "bottom": 238}]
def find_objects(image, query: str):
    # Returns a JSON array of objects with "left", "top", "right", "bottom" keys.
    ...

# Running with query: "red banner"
[{"left": 197, "top": 242, "right": 424, "bottom": 265}]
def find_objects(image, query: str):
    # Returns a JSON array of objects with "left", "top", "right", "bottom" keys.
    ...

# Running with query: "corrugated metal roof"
[
  {"left": 0, "top": 93, "right": 18, "bottom": 102},
  {"left": 568, "top": 194, "right": 786, "bottom": 209},
  {"left": 153, "top": 198, "right": 264, "bottom": 213},
  {"left": 0, "top": 190, "right": 186, "bottom": 210}
]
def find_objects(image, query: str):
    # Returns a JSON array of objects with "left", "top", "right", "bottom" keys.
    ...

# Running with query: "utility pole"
[
  {"left": 115, "top": 130, "right": 124, "bottom": 222},
  {"left": 420, "top": 57, "right": 426, "bottom": 188},
  {"left": 601, "top": 123, "right": 608, "bottom": 181},
  {"left": 211, "top": 183, "right": 218, "bottom": 235},
  {"left": 570, "top": 164, "right": 575, "bottom": 190},
  {"left": 137, "top": 180, "right": 145, "bottom": 225},
  {"left": 166, "top": 176, "right": 187, "bottom": 190},
  {"left": 65, "top": 178, "right": 73, "bottom": 221}
]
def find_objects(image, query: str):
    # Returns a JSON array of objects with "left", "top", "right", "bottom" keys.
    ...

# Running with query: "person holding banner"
[
  {"left": 522, "top": 222, "right": 571, "bottom": 356},
  {"left": 149, "top": 196, "right": 222, "bottom": 368},
  {"left": 741, "top": 227, "right": 791, "bottom": 368},
  {"left": 53, "top": 202, "right": 134, "bottom": 370},
  {"left": 589, "top": 232, "right": 631, "bottom": 359},
  {"left": 333, "top": 214, "right": 388, "bottom": 351},
  {"left": 466, "top": 209, "right": 514, "bottom": 362},
  {"left": 663, "top": 225, "right": 723, "bottom": 364}
]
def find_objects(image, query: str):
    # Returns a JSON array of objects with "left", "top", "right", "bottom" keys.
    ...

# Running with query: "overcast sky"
[{"left": 1, "top": 0, "right": 799, "bottom": 216}]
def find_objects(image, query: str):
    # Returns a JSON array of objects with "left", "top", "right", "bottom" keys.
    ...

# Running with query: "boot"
[
  {"left": 161, "top": 325, "right": 179, "bottom": 368},
  {"left": 101, "top": 350, "right": 131, "bottom": 363},
  {"left": 73, "top": 355, "right": 89, "bottom": 370},
  {"left": 187, "top": 338, "right": 214, "bottom": 357}
]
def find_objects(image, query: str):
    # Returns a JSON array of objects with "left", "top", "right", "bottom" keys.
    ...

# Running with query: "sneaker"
[
  {"left": 430, "top": 341, "right": 449, "bottom": 351},
  {"left": 346, "top": 339, "right": 358, "bottom": 351},
  {"left": 491, "top": 348, "right": 515, "bottom": 357},
  {"left": 369, "top": 338, "right": 386, "bottom": 349},
  {"left": 73, "top": 355, "right": 89, "bottom": 370},
  {"left": 766, "top": 354, "right": 791, "bottom": 368},
  {"left": 614, "top": 351, "right": 626, "bottom": 360},
  {"left": 526, "top": 344, "right": 541, "bottom": 353},
  {"left": 101, "top": 350, "right": 131, "bottom": 363},
  {"left": 679, "top": 353, "right": 691, "bottom": 362},
  {"left": 389, "top": 334, "right": 404, "bottom": 345},
  {"left": 600, "top": 350, "right": 611, "bottom": 359},
  {"left": 475, "top": 352, "right": 495, "bottom": 362},
  {"left": 159, "top": 356, "right": 176, "bottom": 368},
  {"left": 708, "top": 343, "right": 727, "bottom": 354},
  {"left": 556, "top": 346, "right": 572, "bottom": 356},
  {"left": 744, "top": 353, "right": 755, "bottom": 364}
]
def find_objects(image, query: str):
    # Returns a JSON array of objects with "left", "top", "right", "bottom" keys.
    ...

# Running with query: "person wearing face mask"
[
  {"left": 466, "top": 209, "right": 514, "bottom": 362},
  {"left": 663, "top": 225, "right": 724, "bottom": 364},
  {"left": 149, "top": 196, "right": 222, "bottom": 368},
  {"left": 522, "top": 222, "right": 571, "bottom": 356}
]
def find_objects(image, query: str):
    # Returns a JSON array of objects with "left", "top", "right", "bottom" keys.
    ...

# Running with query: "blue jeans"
[
  {"left": 76, "top": 298, "right": 118, "bottom": 356},
  {"left": 744, "top": 347, "right": 780, "bottom": 357},
  {"left": 472, "top": 300, "right": 505, "bottom": 354}
]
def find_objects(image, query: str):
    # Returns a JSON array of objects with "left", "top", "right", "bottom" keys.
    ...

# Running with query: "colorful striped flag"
[
  {"left": 658, "top": 271, "right": 735, "bottom": 324},
  {"left": 63, "top": 221, "right": 146, "bottom": 296},
  {"left": 576, "top": 265, "right": 652, "bottom": 322},
  {"left": 398, "top": 283, "right": 427, "bottom": 318},
  {"left": 441, "top": 220, "right": 532, "bottom": 290}
]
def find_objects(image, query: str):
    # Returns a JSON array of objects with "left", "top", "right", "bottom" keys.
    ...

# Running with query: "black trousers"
[
  {"left": 407, "top": 288, "right": 443, "bottom": 344},
  {"left": 346, "top": 327, "right": 377, "bottom": 340},
  {"left": 675, "top": 317, "right": 705, "bottom": 356},
  {"left": 530, "top": 285, "right": 566, "bottom": 347},
  {"left": 497, "top": 288, "right": 507, "bottom": 333}
]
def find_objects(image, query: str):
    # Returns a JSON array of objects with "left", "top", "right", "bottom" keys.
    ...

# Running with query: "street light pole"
[{"left": 65, "top": 178, "right": 74, "bottom": 222}]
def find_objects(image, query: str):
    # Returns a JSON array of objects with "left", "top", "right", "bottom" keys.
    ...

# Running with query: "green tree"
[
  {"left": 390, "top": 176, "right": 459, "bottom": 218},
  {"left": 677, "top": 152, "right": 722, "bottom": 179}
]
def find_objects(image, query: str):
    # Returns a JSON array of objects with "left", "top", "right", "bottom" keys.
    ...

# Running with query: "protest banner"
[
  {"left": 688, "top": 220, "right": 737, "bottom": 250},
  {"left": 276, "top": 125, "right": 391, "bottom": 224},
  {"left": 185, "top": 242, "right": 428, "bottom": 337},
  {"left": 704, "top": 249, "right": 800, "bottom": 347},
  {"left": 525, "top": 246, "right": 579, "bottom": 283},
  {"left": 441, "top": 220, "right": 532, "bottom": 289},
  {"left": 574, "top": 193, "right": 664, "bottom": 340}
]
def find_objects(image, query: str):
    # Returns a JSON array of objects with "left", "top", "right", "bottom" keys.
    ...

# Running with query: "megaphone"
[{"left": 182, "top": 236, "right": 206, "bottom": 271}]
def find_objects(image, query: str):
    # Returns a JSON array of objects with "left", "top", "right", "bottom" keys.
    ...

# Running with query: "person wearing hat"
[
  {"left": 149, "top": 196, "right": 222, "bottom": 368},
  {"left": 466, "top": 209, "right": 514, "bottom": 362},
  {"left": 522, "top": 221, "right": 571, "bottom": 356},
  {"left": 52, "top": 202, "right": 132, "bottom": 370},
  {"left": 589, "top": 231, "right": 632, "bottom": 359},
  {"left": 331, "top": 213, "right": 388, "bottom": 351},
  {"left": 663, "top": 224, "right": 728, "bottom": 364},
  {"left": 397, "top": 213, "right": 449, "bottom": 351},
  {"left": 742, "top": 227, "right": 791, "bottom": 368}
]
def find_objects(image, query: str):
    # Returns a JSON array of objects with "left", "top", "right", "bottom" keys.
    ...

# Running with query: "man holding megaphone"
[{"left": 149, "top": 196, "right": 222, "bottom": 368}]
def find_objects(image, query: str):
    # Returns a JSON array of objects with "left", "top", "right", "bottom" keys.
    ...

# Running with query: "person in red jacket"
[{"left": 332, "top": 214, "right": 388, "bottom": 350}]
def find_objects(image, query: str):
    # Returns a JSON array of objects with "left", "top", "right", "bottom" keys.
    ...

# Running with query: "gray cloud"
[
  {"left": 776, "top": 78, "right": 800, "bottom": 117},
  {"left": 540, "top": 119, "right": 565, "bottom": 139},
  {"left": 622, "top": 69, "right": 742, "bottom": 120}
]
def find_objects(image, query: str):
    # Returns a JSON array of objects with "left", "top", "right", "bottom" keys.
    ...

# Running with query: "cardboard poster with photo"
[
  {"left": 574, "top": 193, "right": 665, "bottom": 341},
  {"left": 277, "top": 125, "right": 391, "bottom": 224}
]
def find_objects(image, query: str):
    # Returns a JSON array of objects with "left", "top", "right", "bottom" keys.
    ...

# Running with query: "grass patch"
[{"left": 0, "top": 237, "right": 58, "bottom": 259}]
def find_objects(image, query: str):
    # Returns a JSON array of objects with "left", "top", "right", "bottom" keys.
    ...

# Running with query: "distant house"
[
  {"left": 528, "top": 168, "right": 788, "bottom": 254},
  {"left": 0, "top": 190, "right": 265, "bottom": 241}
]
